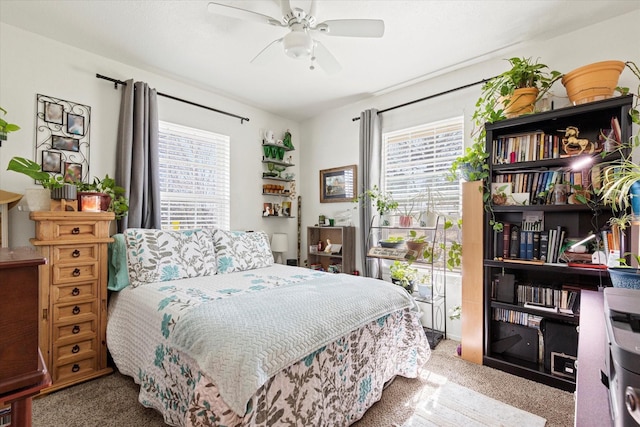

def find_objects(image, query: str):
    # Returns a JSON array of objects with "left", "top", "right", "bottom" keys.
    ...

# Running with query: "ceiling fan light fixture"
[{"left": 283, "top": 31, "right": 313, "bottom": 59}]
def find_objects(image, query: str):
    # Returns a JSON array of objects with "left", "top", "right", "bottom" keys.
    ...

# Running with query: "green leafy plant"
[
  {"left": 0, "top": 106, "right": 20, "bottom": 139},
  {"left": 355, "top": 185, "right": 398, "bottom": 216},
  {"left": 389, "top": 260, "right": 418, "bottom": 291},
  {"left": 473, "top": 57, "right": 562, "bottom": 136},
  {"left": 7, "top": 156, "right": 64, "bottom": 189}
]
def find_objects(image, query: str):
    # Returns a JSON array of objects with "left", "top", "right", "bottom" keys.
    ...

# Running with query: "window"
[
  {"left": 158, "top": 121, "right": 230, "bottom": 230},
  {"left": 383, "top": 116, "right": 464, "bottom": 218}
]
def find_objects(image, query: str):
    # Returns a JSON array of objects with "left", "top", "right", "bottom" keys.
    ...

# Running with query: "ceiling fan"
[{"left": 207, "top": 0, "right": 385, "bottom": 73}]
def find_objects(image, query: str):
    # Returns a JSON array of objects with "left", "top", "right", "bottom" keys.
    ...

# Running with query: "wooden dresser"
[{"left": 29, "top": 211, "right": 114, "bottom": 392}]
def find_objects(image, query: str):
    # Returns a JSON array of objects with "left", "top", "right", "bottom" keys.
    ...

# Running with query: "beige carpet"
[
  {"left": 400, "top": 375, "right": 546, "bottom": 427},
  {"left": 32, "top": 340, "right": 574, "bottom": 426}
]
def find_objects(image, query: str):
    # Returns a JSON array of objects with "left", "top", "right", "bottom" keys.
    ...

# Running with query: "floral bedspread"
[{"left": 107, "top": 264, "right": 430, "bottom": 427}]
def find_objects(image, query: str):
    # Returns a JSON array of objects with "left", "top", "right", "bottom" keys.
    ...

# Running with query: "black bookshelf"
[{"left": 482, "top": 95, "right": 633, "bottom": 391}]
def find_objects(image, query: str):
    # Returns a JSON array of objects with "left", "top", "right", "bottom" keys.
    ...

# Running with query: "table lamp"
[{"left": 271, "top": 233, "right": 288, "bottom": 264}]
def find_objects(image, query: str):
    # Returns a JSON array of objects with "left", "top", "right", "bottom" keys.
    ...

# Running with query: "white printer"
[{"left": 603, "top": 287, "right": 640, "bottom": 426}]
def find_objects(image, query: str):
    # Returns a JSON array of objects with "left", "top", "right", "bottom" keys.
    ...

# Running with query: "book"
[
  {"left": 502, "top": 223, "right": 511, "bottom": 259},
  {"left": 539, "top": 230, "right": 549, "bottom": 262},
  {"left": 532, "top": 231, "right": 541, "bottom": 260},
  {"left": 494, "top": 228, "right": 504, "bottom": 260},
  {"left": 520, "top": 229, "right": 527, "bottom": 259},
  {"left": 526, "top": 230, "right": 534, "bottom": 260},
  {"left": 611, "top": 116, "right": 622, "bottom": 143},
  {"left": 524, "top": 302, "right": 559, "bottom": 313},
  {"left": 509, "top": 225, "right": 521, "bottom": 258}
]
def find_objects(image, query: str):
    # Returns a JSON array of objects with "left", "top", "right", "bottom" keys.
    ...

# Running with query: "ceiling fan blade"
[
  {"left": 207, "top": 2, "right": 283, "bottom": 26},
  {"left": 280, "top": 0, "right": 291, "bottom": 17},
  {"left": 250, "top": 38, "right": 284, "bottom": 65},
  {"left": 314, "top": 19, "right": 385, "bottom": 37},
  {"left": 313, "top": 40, "right": 341, "bottom": 74}
]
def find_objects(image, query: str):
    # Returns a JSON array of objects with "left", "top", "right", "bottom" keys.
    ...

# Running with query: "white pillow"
[
  {"left": 211, "top": 229, "right": 274, "bottom": 274},
  {"left": 124, "top": 228, "right": 216, "bottom": 288}
]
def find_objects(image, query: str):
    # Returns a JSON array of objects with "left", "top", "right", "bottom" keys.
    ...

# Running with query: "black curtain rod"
[
  {"left": 352, "top": 77, "right": 492, "bottom": 121},
  {"left": 96, "top": 73, "right": 250, "bottom": 124}
]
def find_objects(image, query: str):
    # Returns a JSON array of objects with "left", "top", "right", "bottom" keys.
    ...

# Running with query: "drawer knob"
[
  {"left": 72, "top": 325, "right": 80, "bottom": 334},
  {"left": 72, "top": 249, "right": 81, "bottom": 257},
  {"left": 72, "top": 227, "right": 80, "bottom": 235},
  {"left": 72, "top": 305, "right": 80, "bottom": 315},
  {"left": 72, "top": 268, "right": 81, "bottom": 277},
  {"left": 72, "top": 344, "right": 80, "bottom": 354},
  {"left": 72, "top": 287, "right": 80, "bottom": 296},
  {"left": 72, "top": 364, "right": 80, "bottom": 373}
]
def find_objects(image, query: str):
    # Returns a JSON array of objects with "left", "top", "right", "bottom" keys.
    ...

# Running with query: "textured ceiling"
[{"left": 1, "top": 0, "right": 639, "bottom": 121}]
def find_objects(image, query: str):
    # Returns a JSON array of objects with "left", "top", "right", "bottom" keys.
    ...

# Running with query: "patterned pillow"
[
  {"left": 124, "top": 228, "right": 216, "bottom": 288},
  {"left": 211, "top": 229, "right": 274, "bottom": 274}
]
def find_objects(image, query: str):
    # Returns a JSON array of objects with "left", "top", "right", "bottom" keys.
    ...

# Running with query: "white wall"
[
  {"left": 0, "top": 23, "right": 300, "bottom": 259},
  {"left": 1, "top": 11, "right": 639, "bottom": 341},
  {"left": 298, "top": 10, "right": 639, "bottom": 340}
]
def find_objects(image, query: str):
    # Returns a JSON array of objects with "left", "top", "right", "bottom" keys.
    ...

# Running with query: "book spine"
[
  {"left": 510, "top": 226, "right": 520, "bottom": 258},
  {"left": 526, "top": 231, "right": 534, "bottom": 260},
  {"left": 503, "top": 223, "right": 511, "bottom": 259},
  {"left": 520, "top": 229, "right": 527, "bottom": 259}
]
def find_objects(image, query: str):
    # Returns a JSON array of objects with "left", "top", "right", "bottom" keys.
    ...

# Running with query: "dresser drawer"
[
  {"left": 52, "top": 244, "right": 99, "bottom": 264},
  {"left": 54, "top": 319, "right": 97, "bottom": 342},
  {"left": 35, "top": 219, "right": 109, "bottom": 241},
  {"left": 53, "top": 262, "right": 98, "bottom": 284},
  {"left": 52, "top": 281, "right": 98, "bottom": 303},
  {"left": 54, "top": 338, "right": 97, "bottom": 363},
  {"left": 53, "top": 355, "right": 97, "bottom": 383},
  {"left": 53, "top": 300, "right": 98, "bottom": 324}
]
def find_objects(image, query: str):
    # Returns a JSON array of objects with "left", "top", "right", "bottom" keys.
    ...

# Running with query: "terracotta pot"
[
  {"left": 406, "top": 241, "right": 427, "bottom": 259},
  {"left": 502, "top": 87, "right": 539, "bottom": 118},
  {"left": 561, "top": 60, "right": 625, "bottom": 105}
]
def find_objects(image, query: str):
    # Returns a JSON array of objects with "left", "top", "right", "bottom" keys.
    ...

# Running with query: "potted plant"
[
  {"left": 417, "top": 188, "right": 441, "bottom": 227},
  {"left": 76, "top": 175, "right": 129, "bottom": 219},
  {"left": 389, "top": 260, "right": 418, "bottom": 292},
  {"left": 0, "top": 106, "right": 20, "bottom": 142},
  {"left": 406, "top": 230, "right": 428, "bottom": 259},
  {"left": 475, "top": 57, "right": 562, "bottom": 121},
  {"left": 596, "top": 61, "right": 640, "bottom": 288},
  {"left": 562, "top": 60, "right": 625, "bottom": 105},
  {"left": 394, "top": 194, "right": 419, "bottom": 227},
  {"left": 355, "top": 185, "right": 398, "bottom": 226},
  {"left": 7, "top": 156, "right": 65, "bottom": 189}
]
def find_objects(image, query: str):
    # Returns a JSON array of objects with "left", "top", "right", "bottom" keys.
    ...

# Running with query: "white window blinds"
[
  {"left": 158, "top": 121, "right": 230, "bottom": 230},
  {"left": 383, "top": 117, "right": 464, "bottom": 217}
]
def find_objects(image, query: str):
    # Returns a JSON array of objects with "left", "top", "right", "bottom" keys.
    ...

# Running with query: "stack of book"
[{"left": 493, "top": 222, "right": 566, "bottom": 263}]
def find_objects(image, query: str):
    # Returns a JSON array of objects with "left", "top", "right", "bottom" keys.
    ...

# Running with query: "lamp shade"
[{"left": 271, "top": 233, "right": 289, "bottom": 253}]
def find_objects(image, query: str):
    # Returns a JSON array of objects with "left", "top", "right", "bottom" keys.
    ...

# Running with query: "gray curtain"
[
  {"left": 116, "top": 79, "right": 161, "bottom": 232},
  {"left": 358, "top": 108, "right": 382, "bottom": 278}
]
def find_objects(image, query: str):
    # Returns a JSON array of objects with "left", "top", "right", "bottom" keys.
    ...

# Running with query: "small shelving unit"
[
  {"left": 365, "top": 216, "right": 448, "bottom": 349},
  {"left": 307, "top": 226, "right": 355, "bottom": 274}
]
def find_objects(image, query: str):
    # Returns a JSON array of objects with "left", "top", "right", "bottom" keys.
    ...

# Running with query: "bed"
[{"left": 106, "top": 228, "right": 430, "bottom": 427}]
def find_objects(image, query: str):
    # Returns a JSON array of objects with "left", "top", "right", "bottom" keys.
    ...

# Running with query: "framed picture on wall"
[
  {"left": 52, "top": 135, "right": 80, "bottom": 152},
  {"left": 42, "top": 150, "right": 61, "bottom": 173},
  {"left": 320, "top": 164, "right": 357, "bottom": 203},
  {"left": 64, "top": 162, "right": 82, "bottom": 183},
  {"left": 67, "top": 113, "right": 85, "bottom": 136},
  {"left": 44, "top": 101, "right": 64, "bottom": 124}
]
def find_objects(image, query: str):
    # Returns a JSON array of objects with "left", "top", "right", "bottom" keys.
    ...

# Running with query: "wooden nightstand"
[
  {"left": 0, "top": 247, "right": 51, "bottom": 426},
  {"left": 29, "top": 211, "right": 114, "bottom": 392}
]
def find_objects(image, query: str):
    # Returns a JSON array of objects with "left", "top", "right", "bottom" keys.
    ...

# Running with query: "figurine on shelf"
[
  {"left": 283, "top": 129, "right": 294, "bottom": 149},
  {"left": 324, "top": 239, "right": 332, "bottom": 253},
  {"left": 561, "top": 126, "right": 600, "bottom": 155}
]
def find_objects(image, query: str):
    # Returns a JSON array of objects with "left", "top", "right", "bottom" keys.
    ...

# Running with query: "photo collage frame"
[{"left": 35, "top": 94, "right": 90, "bottom": 184}]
